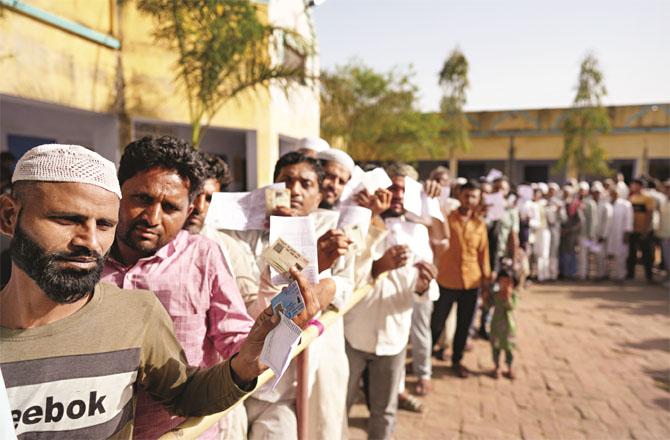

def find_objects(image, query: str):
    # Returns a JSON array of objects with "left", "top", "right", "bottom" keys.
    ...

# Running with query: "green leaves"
[
  {"left": 557, "top": 53, "right": 612, "bottom": 179},
  {"left": 137, "top": 0, "right": 313, "bottom": 147},
  {"left": 439, "top": 48, "right": 471, "bottom": 157},
  {"left": 320, "top": 61, "right": 440, "bottom": 162}
]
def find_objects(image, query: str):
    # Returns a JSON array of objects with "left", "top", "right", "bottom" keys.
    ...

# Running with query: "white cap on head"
[
  {"left": 591, "top": 181, "right": 604, "bottom": 193},
  {"left": 298, "top": 137, "right": 330, "bottom": 153},
  {"left": 456, "top": 177, "right": 467, "bottom": 186},
  {"left": 316, "top": 148, "right": 355, "bottom": 174},
  {"left": 548, "top": 182, "right": 560, "bottom": 191},
  {"left": 12, "top": 144, "right": 121, "bottom": 198},
  {"left": 578, "top": 181, "right": 590, "bottom": 191},
  {"left": 538, "top": 182, "right": 549, "bottom": 194}
]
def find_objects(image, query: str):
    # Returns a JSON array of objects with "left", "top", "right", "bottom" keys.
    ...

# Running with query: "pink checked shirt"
[{"left": 102, "top": 230, "right": 254, "bottom": 439}]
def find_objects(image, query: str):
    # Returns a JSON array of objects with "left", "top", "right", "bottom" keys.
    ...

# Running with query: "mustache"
[{"left": 50, "top": 247, "right": 105, "bottom": 264}]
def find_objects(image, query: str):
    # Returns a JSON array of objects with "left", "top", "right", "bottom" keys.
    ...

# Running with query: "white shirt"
[{"left": 344, "top": 219, "right": 438, "bottom": 356}]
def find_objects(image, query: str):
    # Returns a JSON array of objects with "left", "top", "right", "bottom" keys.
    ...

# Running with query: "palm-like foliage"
[
  {"left": 137, "top": 0, "right": 313, "bottom": 147},
  {"left": 438, "top": 48, "right": 471, "bottom": 158},
  {"left": 557, "top": 53, "right": 611, "bottom": 178}
]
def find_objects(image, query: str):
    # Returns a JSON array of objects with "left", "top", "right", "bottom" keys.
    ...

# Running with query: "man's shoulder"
[{"left": 97, "top": 282, "right": 162, "bottom": 311}]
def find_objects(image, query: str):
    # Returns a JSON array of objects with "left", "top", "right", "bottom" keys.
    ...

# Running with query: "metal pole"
[{"left": 296, "top": 346, "right": 310, "bottom": 440}]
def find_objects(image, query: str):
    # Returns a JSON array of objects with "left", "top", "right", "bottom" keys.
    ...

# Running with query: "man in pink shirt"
[{"left": 102, "top": 136, "right": 254, "bottom": 439}]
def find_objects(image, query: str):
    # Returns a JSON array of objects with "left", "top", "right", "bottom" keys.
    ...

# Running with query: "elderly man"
[
  {"left": 577, "top": 181, "right": 597, "bottom": 280},
  {"left": 0, "top": 144, "right": 319, "bottom": 439},
  {"left": 101, "top": 136, "right": 256, "bottom": 439},
  {"left": 608, "top": 187, "right": 634, "bottom": 280}
]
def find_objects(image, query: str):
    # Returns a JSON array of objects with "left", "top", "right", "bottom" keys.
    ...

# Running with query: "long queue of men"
[{"left": 0, "top": 136, "right": 668, "bottom": 440}]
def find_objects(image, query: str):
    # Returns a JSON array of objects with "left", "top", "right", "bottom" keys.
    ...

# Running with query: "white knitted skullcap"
[
  {"left": 548, "top": 182, "right": 560, "bottom": 191},
  {"left": 578, "top": 181, "right": 590, "bottom": 191},
  {"left": 537, "top": 182, "right": 549, "bottom": 194},
  {"left": 316, "top": 148, "right": 355, "bottom": 174},
  {"left": 591, "top": 181, "right": 604, "bottom": 193},
  {"left": 12, "top": 144, "right": 121, "bottom": 198},
  {"left": 298, "top": 137, "right": 330, "bottom": 153}
]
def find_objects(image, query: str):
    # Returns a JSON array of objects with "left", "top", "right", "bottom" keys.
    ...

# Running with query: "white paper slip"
[
  {"left": 439, "top": 185, "right": 452, "bottom": 207},
  {"left": 385, "top": 218, "right": 433, "bottom": 263},
  {"left": 362, "top": 168, "right": 392, "bottom": 194},
  {"left": 339, "top": 165, "right": 365, "bottom": 205},
  {"left": 205, "top": 183, "right": 286, "bottom": 231},
  {"left": 260, "top": 313, "right": 303, "bottom": 390},
  {"left": 406, "top": 192, "right": 445, "bottom": 225},
  {"left": 269, "top": 216, "right": 319, "bottom": 285},
  {"left": 337, "top": 205, "right": 372, "bottom": 238},
  {"left": 484, "top": 191, "right": 506, "bottom": 222},
  {"left": 403, "top": 176, "right": 423, "bottom": 216}
]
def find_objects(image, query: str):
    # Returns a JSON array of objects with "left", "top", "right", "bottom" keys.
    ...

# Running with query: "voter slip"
[
  {"left": 265, "top": 188, "right": 291, "bottom": 212},
  {"left": 262, "top": 238, "right": 309, "bottom": 275},
  {"left": 260, "top": 312, "right": 303, "bottom": 390},
  {"left": 271, "top": 281, "right": 305, "bottom": 319},
  {"left": 343, "top": 223, "right": 365, "bottom": 252}
]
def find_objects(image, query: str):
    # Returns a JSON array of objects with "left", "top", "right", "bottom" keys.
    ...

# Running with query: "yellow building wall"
[{"left": 0, "top": 0, "right": 319, "bottom": 187}]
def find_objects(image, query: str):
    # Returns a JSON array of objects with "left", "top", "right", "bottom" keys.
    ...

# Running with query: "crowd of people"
[{"left": 0, "top": 136, "right": 668, "bottom": 440}]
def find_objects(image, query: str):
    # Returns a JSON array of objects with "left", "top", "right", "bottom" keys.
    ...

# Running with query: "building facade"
[
  {"left": 0, "top": 0, "right": 320, "bottom": 189},
  {"left": 418, "top": 104, "right": 670, "bottom": 183}
]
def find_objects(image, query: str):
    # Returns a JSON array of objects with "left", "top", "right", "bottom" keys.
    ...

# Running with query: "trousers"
[
  {"left": 346, "top": 342, "right": 406, "bottom": 440},
  {"left": 410, "top": 299, "right": 433, "bottom": 379},
  {"left": 430, "top": 287, "right": 479, "bottom": 364}
]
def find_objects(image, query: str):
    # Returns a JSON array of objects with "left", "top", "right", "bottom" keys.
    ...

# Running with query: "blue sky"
[{"left": 312, "top": 0, "right": 670, "bottom": 112}]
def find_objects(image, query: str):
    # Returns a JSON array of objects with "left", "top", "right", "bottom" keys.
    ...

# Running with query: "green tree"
[
  {"left": 320, "top": 60, "right": 441, "bottom": 162},
  {"left": 557, "top": 53, "right": 612, "bottom": 178},
  {"left": 438, "top": 48, "right": 471, "bottom": 162},
  {"left": 137, "top": 0, "right": 313, "bottom": 148}
]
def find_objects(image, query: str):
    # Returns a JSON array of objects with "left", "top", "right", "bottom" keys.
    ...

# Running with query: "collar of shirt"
[{"left": 107, "top": 229, "right": 189, "bottom": 270}]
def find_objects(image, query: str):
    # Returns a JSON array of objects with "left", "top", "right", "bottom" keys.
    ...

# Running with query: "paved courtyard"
[{"left": 348, "top": 281, "right": 670, "bottom": 439}]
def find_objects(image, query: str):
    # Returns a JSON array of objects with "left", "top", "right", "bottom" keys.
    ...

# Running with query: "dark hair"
[
  {"left": 630, "top": 178, "right": 644, "bottom": 186},
  {"left": 273, "top": 151, "right": 324, "bottom": 185},
  {"left": 497, "top": 269, "right": 519, "bottom": 287},
  {"left": 119, "top": 136, "right": 205, "bottom": 202},
  {"left": 201, "top": 153, "right": 233, "bottom": 190},
  {"left": 460, "top": 179, "right": 481, "bottom": 191}
]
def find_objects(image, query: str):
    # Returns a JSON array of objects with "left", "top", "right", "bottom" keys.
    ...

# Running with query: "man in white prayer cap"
[
  {"left": 297, "top": 136, "right": 331, "bottom": 157},
  {"left": 0, "top": 144, "right": 318, "bottom": 439},
  {"left": 591, "top": 182, "right": 613, "bottom": 280},
  {"left": 316, "top": 148, "right": 355, "bottom": 209},
  {"left": 577, "top": 181, "right": 597, "bottom": 279}
]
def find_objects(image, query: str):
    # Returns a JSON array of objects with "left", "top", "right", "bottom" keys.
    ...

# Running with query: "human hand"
[
  {"left": 414, "top": 260, "right": 437, "bottom": 293},
  {"left": 317, "top": 229, "right": 352, "bottom": 272},
  {"left": 423, "top": 179, "right": 442, "bottom": 198},
  {"left": 372, "top": 245, "right": 410, "bottom": 278},
  {"left": 356, "top": 188, "right": 392, "bottom": 216}
]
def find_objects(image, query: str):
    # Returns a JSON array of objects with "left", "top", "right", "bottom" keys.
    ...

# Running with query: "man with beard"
[
  {"left": 0, "top": 144, "right": 320, "bottom": 439},
  {"left": 431, "top": 179, "right": 491, "bottom": 378},
  {"left": 100, "top": 136, "right": 254, "bottom": 439},
  {"left": 344, "top": 164, "right": 438, "bottom": 440}
]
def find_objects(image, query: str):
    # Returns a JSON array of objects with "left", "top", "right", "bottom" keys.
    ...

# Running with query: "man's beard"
[
  {"left": 10, "top": 224, "right": 107, "bottom": 304},
  {"left": 319, "top": 199, "right": 335, "bottom": 210}
]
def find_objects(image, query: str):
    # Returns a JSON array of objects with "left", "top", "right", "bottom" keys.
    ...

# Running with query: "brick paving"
[{"left": 347, "top": 281, "right": 670, "bottom": 439}]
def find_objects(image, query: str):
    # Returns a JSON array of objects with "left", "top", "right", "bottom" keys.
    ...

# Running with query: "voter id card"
[{"left": 271, "top": 281, "right": 305, "bottom": 319}]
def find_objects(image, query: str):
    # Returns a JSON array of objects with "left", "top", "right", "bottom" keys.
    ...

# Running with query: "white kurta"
[{"left": 607, "top": 199, "right": 634, "bottom": 280}]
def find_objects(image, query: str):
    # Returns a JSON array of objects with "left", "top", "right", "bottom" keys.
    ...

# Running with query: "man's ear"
[{"left": 0, "top": 193, "right": 20, "bottom": 238}]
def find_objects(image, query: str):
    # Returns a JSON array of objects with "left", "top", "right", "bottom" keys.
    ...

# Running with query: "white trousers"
[{"left": 577, "top": 236, "right": 590, "bottom": 280}]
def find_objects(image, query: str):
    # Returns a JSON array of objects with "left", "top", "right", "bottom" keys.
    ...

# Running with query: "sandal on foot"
[{"left": 398, "top": 394, "right": 424, "bottom": 413}]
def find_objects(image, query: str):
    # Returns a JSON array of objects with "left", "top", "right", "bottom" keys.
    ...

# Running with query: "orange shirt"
[{"left": 437, "top": 211, "right": 491, "bottom": 290}]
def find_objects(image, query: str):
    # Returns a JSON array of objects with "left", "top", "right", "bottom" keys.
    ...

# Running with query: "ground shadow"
[
  {"left": 533, "top": 281, "right": 670, "bottom": 317},
  {"left": 623, "top": 337, "right": 670, "bottom": 353}
]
